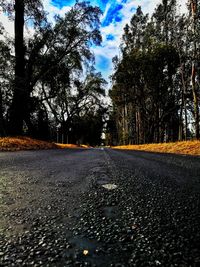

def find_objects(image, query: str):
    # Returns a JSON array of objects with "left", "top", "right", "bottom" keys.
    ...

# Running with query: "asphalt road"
[{"left": 0, "top": 148, "right": 200, "bottom": 266}]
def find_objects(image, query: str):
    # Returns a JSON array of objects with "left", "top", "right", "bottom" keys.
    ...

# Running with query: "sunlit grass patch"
[
  {"left": 56, "top": 143, "right": 89, "bottom": 149},
  {"left": 113, "top": 140, "right": 200, "bottom": 156},
  {"left": 0, "top": 137, "right": 90, "bottom": 151},
  {"left": 55, "top": 143, "right": 80, "bottom": 149},
  {"left": 0, "top": 137, "right": 57, "bottom": 151}
]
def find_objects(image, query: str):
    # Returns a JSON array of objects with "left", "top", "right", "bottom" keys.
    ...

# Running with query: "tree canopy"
[{"left": 107, "top": 1, "right": 200, "bottom": 145}]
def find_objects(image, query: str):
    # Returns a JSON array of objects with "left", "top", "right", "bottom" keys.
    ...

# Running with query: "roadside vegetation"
[
  {"left": 0, "top": 136, "right": 88, "bottom": 151},
  {"left": 0, "top": 136, "right": 199, "bottom": 156},
  {"left": 114, "top": 140, "right": 200, "bottom": 156}
]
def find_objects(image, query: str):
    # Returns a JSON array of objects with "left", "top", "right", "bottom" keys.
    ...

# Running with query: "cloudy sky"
[
  {"left": 46, "top": 0, "right": 165, "bottom": 81},
  {"left": 0, "top": 0, "right": 187, "bottom": 83}
]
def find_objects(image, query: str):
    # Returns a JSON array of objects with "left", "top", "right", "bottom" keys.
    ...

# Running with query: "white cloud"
[
  {"left": 0, "top": 1, "right": 72, "bottom": 39},
  {"left": 0, "top": 9, "right": 14, "bottom": 38},
  {"left": 101, "top": 2, "right": 111, "bottom": 21},
  {"left": 0, "top": 12, "right": 35, "bottom": 39},
  {"left": 177, "top": 0, "right": 188, "bottom": 14},
  {"left": 43, "top": 0, "right": 71, "bottom": 23}
]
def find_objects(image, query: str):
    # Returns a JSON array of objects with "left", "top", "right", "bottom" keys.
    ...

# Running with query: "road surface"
[{"left": 0, "top": 148, "right": 200, "bottom": 266}]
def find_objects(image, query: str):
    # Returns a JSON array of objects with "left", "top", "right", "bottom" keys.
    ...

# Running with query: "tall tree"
[
  {"left": 0, "top": 24, "right": 12, "bottom": 136},
  {"left": 9, "top": 0, "right": 25, "bottom": 134},
  {"left": 189, "top": 0, "right": 200, "bottom": 139},
  {"left": 109, "top": 4, "right": 183, "bottom": 145}
]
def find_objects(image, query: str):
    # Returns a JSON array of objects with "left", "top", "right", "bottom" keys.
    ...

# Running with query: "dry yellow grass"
[
  {"left": 0, "top": 137, "right": 57, "bottom": 151},
  {"left": 114, "top": 140, "right": 200, "bottom": 156},
  {"left": 56, "top": 143, "right": 89, "bottom": 149},
  {"left": 0, "top": 137, "right": 89, "bottom": 151}
]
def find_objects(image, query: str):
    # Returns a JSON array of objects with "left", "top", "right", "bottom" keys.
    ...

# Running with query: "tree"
[
  {"left": 110, "top": 4, "right": 183, "bottom": 145},
  {"left": 174, "top": 14, "right": 190, "bottom": 140},
  {"left": 122, "top": 6, "right": 149, "bottom": 53},
  {"left": 0, "top": 24, "right": 12, "bottom": 136},
  {"left": 40, "top": 69, "right": 106, "bottom": 143},
  {"left": 9, "top": 0, "right": 25, "bottom": 134},
  {"left": 189, "top": 0, "right": 200, "bottom": 139},
  {"left": 111, "top": 44, "right": 179, "bottom": 144}
]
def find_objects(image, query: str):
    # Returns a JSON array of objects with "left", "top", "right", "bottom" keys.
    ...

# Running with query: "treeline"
[
  {"left": 0, "top": 0, "right": 106, "bottom": 146},
  {"left": 107, "top": 0, "right": 200, "bottom": 145}
]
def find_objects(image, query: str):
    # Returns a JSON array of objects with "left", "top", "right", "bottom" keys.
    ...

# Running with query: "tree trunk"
[
  {"left": 124, "top": 102, "right": 128, "bottom": 144},
  {"left": 9, "top": 0, "right": 26, "bottom": 135},
  {"left": 136, "top": 110, "right": 139, "bottom": 145},
  {"left": 0, "top": 88, "right": 5, "bottom": 136},
  {"left": 190, "top": 0, "right": 200, "bottom": 139},
  {"left": 181, "top": 63, "right": 188, "bottom": 140},
  {"left": 179, "top": 63, "right": 188, "bottom": 140},
  {"left": 179, "top": 98, "right": 183, "bottom": 141},
  {"left": 191, "top": 64, "right": 200, "bottom": 139},
  {"left": 163, "top": 0, "right": 169, "bottom": 44}
]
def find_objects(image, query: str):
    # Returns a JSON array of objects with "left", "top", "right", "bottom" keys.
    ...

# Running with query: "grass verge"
[
  {"left": 113, "top": 140, "right": 200, "bottom": 156},
  {"left": 56, "top": 143, "right": 89, "bottom": 149},
  {"left": 0, "top": 137, "right": 88, "bottom": 151}
]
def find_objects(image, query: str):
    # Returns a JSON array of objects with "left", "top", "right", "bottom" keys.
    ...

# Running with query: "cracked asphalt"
[{"left": 0, "top": 148, "right": 200, "bottom": 266}]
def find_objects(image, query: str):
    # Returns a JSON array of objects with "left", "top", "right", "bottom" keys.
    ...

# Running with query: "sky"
[{"left": 0, "top": 0, "right": 187, "bottom": 84}]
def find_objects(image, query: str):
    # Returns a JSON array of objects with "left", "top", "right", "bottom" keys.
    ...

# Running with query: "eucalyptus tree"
[
  {"left": 153, "top": 0, "right": 177, "bottom": 44},
  {"left": 122, "top": 6, "right": 149, "bottom": 53},
  {"left": 188, "top": 0, "right": 200, "bottom": 139},
  {"left": 173, "top": 14, "right": 190, "bottom": 140},
  {"left": 110, "top": 3, "right": 181, "bottom": 145},
  {"left": 111, "top": 44, "right": 179, "bottom": 144}
]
